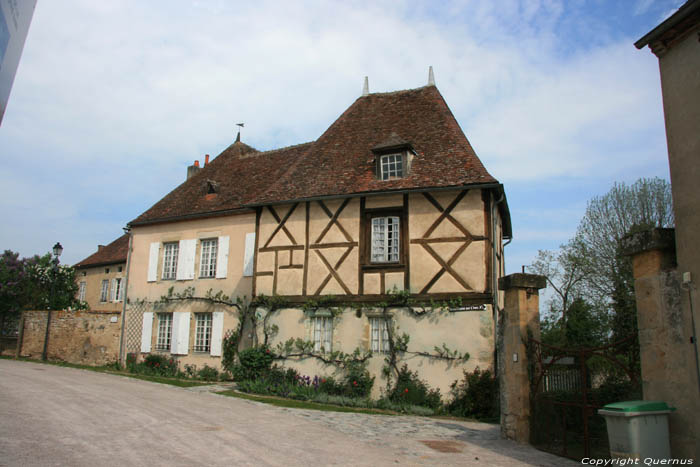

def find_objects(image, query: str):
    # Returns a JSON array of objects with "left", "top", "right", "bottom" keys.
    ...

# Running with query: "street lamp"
[{"left": 42, "top": 242, "right": 62, "bottom": 361}]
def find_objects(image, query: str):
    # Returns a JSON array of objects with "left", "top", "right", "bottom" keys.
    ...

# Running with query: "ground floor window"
[
  {"left": 194, "top": 313, "right": 212, "bottom": 352},
  {"left": 312, "top": 316, "right": 333, "bottom": 353},
  {"left": 156, "top": 313, "right": 173, "bottom": 351},
  {"left": 370, "top": 317, "right": 390, "bottom": 353}
]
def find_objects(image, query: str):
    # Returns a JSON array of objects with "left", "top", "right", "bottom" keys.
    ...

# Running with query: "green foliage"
[
  {"left": 540, "top": 298, "right": 609, "bottom": 348},
  {"left": 231, "top": 345, "right": 274, "bottom": 381},
  {"left": 448, "top": 367, "right": 499, "bottom": 420},
  {"left": 197, "top": 364, "right": 220, "bottom": 382},
  {"left": 221, "top": 330, "right": 240, "bottom": 373},
  {"left": 130, "top": 354, "right": 179, "bottom": 377},
  {"left": 386, "top": 364, "right": 442, "bottom": 410}
]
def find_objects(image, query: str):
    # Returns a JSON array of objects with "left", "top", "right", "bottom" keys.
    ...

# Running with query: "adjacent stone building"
[
  {"left": 123, "top": 75, "right": 511, "bottom": 396},
  {"left": 74, "top": 234, "right": 129, "bottom": 312}
]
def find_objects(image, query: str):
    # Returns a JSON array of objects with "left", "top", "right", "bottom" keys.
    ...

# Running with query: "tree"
[{"left": 0, "top": 250, "right": 83, "bottom": 336}]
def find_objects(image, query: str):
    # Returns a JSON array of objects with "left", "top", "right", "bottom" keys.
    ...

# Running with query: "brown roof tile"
[
  {"left": 75, "top": 234, "right": 129, "bottom": 268},
  {"left": 254, "top": 85, "right": 497, "bottom": 204},
  {"left": 129, "top": 141, "right": 312, "bottom": 226}
]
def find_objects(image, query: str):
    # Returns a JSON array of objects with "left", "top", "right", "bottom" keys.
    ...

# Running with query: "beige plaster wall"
[
  {"left": 129, "top": 213, "right": 255, "bottom": 302},
  {"left": 144, "top": 300, "right": 240, "bottom": 371},
  {"left": 76, "top": 263, "right": 126, "bottom": 312},
  {"left": 258, "top": 305, "right": 494, "bottom": 399}
]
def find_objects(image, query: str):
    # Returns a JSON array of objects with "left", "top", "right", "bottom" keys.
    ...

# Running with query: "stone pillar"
[
  {"left": 621, "top": 228, "right": 700, "bottom": 459},
  {"left": 497, "top": 273, "right": 546, "bottom": 443}
]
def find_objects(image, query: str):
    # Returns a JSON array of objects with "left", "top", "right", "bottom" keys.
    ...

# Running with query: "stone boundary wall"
[{"left": 19, "top": 310, "right": 121, "bottom": 366}]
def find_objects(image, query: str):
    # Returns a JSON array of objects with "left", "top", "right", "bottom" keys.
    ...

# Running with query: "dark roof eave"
[
  {"left": 75, "top": 259, "right": 127, "bottom": 269},
  {"left": 244, "top": 182, "right": 504, "bottom": 208},
  {"left": 635, "top": 0, "right": 700, "bottom": 49},
  {"left": 128, "top": 206, "right": 255, "bottom": 228}
]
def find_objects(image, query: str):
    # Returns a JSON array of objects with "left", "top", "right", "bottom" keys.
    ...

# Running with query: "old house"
[
  {"left": 123, "top": 74, "right": 511, "bottom": 396},
  {"left": 74, "top": 234, "right": 129, "bottom": 311}
]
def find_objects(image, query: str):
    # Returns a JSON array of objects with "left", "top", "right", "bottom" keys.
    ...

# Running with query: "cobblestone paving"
[{"left": 194, "top": 385, "right": 578, "bottom": 466}]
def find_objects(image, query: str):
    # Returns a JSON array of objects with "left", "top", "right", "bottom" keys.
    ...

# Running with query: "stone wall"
[{"left": 19, "top": 310, "right": 121, "bottom": 365}]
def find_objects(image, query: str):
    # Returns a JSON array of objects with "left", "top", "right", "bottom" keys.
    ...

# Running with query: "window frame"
[
  {"left": 369, "top": 317, "right": 390, "bottom": 353},
  {"left": 112, "top": 277, "right": 124, "bottom": 302},
  {"left": 199, "top": 238, "right": 218, "bottom": 279},
  {"left": 379, "top": 153, "right": 404, "bottom": 180},
  {"left": 78, "top": 281, "right": 86, "bottom": 302},
  {"left": 162, "top": 242, "right": 179, "bottom": 280},
  {"left": 194, "top": 312, "right": 213, "bottom": 353},
  {"left": 155, "top": 313, "right": 173, "bottom": 351},
  {"left": 312, "top": 315, "right": 333, "bottom": 353},
  {"left": 99, "top": 279, "right": 109, "bottom": 303},
  {"left": 362, "top": 208, "right": 405, "bottom": 269}
]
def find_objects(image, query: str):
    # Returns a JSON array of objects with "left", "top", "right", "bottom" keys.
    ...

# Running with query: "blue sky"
[{"left": 0, "top": 0, "right": 680, "bottom": 273}]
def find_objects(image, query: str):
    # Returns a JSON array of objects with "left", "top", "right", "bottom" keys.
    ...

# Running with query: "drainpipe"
[
  {"left": 118, "top": 228, "right": 133, "bottom": 365},
  {"left": 492, "top": 189, "right": 510, "bottom": 377}
]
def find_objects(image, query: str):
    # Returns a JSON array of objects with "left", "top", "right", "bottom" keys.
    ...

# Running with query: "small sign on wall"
[{"left": 110, "top": 316, "right": 118, "bottom": 323}]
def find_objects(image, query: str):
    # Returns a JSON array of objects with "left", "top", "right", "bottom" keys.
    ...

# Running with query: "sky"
[{"left": 0, "top": 0, "right": 681, "bottom": 274}]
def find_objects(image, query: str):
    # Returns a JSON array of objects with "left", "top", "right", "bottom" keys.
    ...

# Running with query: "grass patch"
[
  {"left": 1, "top": 355, "right": 212, "bottom": 388},
  {"left": 217, "top": 390, "right": 396, "bottom": 415}
]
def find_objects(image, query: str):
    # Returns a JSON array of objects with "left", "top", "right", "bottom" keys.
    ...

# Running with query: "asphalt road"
[{"left": 0, "top": 359, "right": 575, "bottom": 466}]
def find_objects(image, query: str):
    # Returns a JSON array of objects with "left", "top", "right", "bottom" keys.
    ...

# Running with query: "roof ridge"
[
  {"left": 360, "top": 84, "right": 435, "bottom": 98},
  {"left": 239, "top": 140, "right": 315, "bottom": 159}
]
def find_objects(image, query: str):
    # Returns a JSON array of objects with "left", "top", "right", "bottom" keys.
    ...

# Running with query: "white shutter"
[
  {"left": 147, "top": 242, "right": 160, "bottom": 282},
  {"left": 176, "top": 239, "right": 196, "bottom": 280},
  {"left": 210, "top": 311, "right": 224, "bottom": 356},
  {"left": 110, "top": 279, "right": 117, "bottom": 302},
  {"left": 243, "top": 233, "right": 255, "bottom": 277},
  {"left": 140, "top": 312, "right": 153, "bottom": 353},
  {"left": 216, "top": 236, "right": 230, "bottom": 279},
  {"left": 170, "top": 311, "right": 191, "bottom": 355}
]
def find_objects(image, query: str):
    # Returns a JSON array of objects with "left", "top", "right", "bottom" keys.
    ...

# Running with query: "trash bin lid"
[{"left": 602, "top": 400, "right": 674, "bottom": 412}]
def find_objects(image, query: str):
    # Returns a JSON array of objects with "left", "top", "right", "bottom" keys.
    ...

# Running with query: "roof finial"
[
  {"left": 428, "top": 66, "right": 435, "bottom": 86},
  {"left": 362, "top": 76, "right": 369, "bottom": 96},
  {"left": 236, "top": 122, "right": 244, "bottom": 142}
]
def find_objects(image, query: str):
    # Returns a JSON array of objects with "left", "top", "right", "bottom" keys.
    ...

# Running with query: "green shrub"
[
  {"left": 197, "top": 364, "right": 220, "bottom": 382},
  {"left": 387, "top": 364, "right": 442, "bottom": 409},
  {"left": 126, "top": 353, "right": 137, "bottom": 373},
  {"left": 448, "top": 367, "right": 499, "bottom": 420},
  {"left": 341, "top": 364, "right": 374, "bottom": 398},
  {"left": 233, "top": 345, "right": 274, "bottom": 381}
]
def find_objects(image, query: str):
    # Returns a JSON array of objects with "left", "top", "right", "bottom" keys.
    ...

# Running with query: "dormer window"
[{"left": 380, "top": 154, "right": 403, "bottom": 180}]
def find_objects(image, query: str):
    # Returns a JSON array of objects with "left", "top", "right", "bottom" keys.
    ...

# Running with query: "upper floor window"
[
  {"left": 111, "top": 277, "right": 124, "bottom": 302},
  {"left": 162, "top": 242, "right": 179, "bottom": 280},
  {"left": 99, "top": 279, "right": 109, "bottom": 302},
  {"left": 199, "top": 239, "right": 218, "bottom": 278},
  {"left": 380, "top": 154, "right": 403, "bottom": 180},
  {"left": 371, "top": 216, "right": 400, "bottom": 263},
  {"left": 78, "top": 282, "right": 86, "bottom": 302}
]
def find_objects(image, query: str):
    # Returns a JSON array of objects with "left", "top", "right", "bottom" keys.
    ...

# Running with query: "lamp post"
[{"left": 41, "top": 242, "right": 62, "bottom": 361}]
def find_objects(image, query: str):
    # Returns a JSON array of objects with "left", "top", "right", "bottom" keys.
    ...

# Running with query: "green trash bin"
[{"left": 598, "top": 400, "right": 675, "bottom": 460}]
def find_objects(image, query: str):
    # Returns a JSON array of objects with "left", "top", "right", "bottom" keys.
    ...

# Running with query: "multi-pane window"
[
  {"left": 312, "top": 316, "right": 333, "bottom": 353},
  {"left": 370, "top": 317, "right": 390, "bottom": 353},
  {"left": 112, "top": 278, "right": 124, "bottom": 302},
  {"left": 371, "top": 216, "right": 400, "bottom": 263},
  {"left": 199, "top": 239, "right": 218, "bottom": 278},
  {"left": 156, "top": 313, "right": 173, "bottom": 351},
  {"left": 194, "top": 313, "right": 212, "bottom": 352},
  {"left": 99, "top": 280, "right": 109, "bottom": 302},
  {"left": 380, "top": 154, "right": 403, "bottom": 180},
  {"left": 78, "top": 282, "right": 86, "bottom": 302},
  {"left": 162, "top": 242, "right": 179, "bottom": 280}
]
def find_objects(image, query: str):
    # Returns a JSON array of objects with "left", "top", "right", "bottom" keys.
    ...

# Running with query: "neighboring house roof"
[
  {"left": 635, "top": 0, "right": 700, "bottom": 52},
  {"left": 75, "top": 234, "right": 129, "bottom": 268},
  {"left": 129, "top": 84, "right": 510, "bottom": 235}
]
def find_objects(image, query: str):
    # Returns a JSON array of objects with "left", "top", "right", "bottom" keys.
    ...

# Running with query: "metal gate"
[{"left": 528, "top": 336, "right": 641, "bottom": 460}]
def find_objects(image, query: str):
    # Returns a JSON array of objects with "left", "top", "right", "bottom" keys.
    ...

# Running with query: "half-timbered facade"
[{"left": 124, "top": 78, "right": 511, "bottom": 396}]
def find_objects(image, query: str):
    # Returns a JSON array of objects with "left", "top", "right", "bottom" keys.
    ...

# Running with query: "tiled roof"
[
  {"left": 129, "top": 141, "right": 311, "bottom": 226},
  {"left": 255, "top": 85, "right": 497, "bottom": 204},
  {"left": 130, "top": 85, "right": 502, "bottom": 226},
  {"left": 75, "top": 234, "right": 129, "bottom": 268}
]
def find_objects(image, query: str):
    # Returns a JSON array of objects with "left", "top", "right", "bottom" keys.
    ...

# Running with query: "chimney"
[
  {"left": 97, "top": 245, "right": 105, "bottom": 251},
  {"left": 204, "top": 154, "right": 210, "bottom": 166},
  {"left": 187, "top": 159, "right": 201, "bottom": 180}
]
